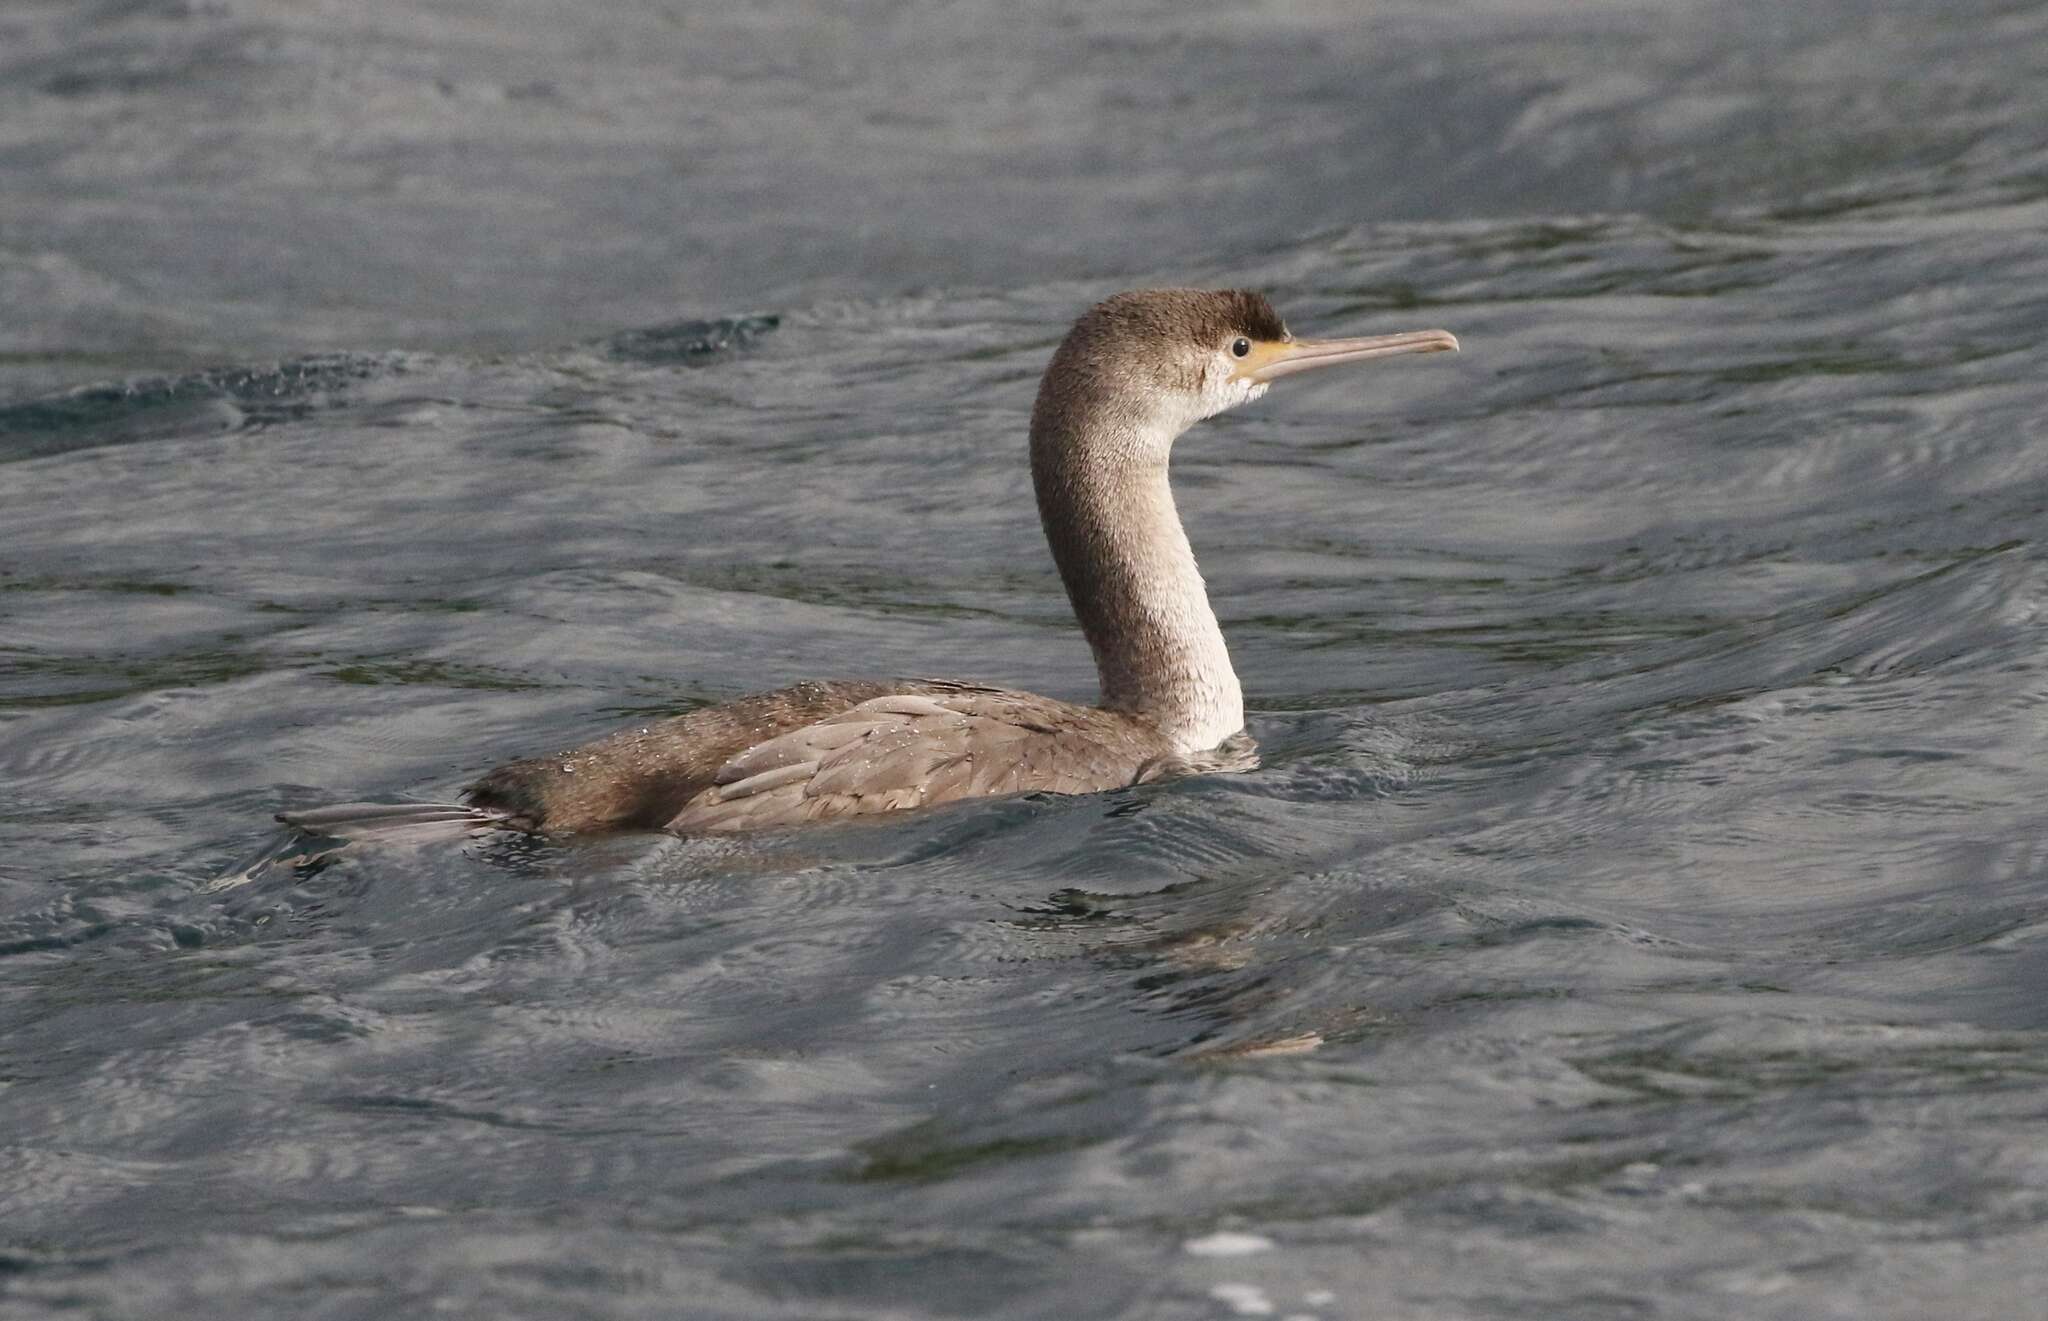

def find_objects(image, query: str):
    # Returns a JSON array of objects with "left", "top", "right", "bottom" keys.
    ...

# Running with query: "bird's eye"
[{"left": 1230, "top": 338, "right": 1252, "bottom": 358}]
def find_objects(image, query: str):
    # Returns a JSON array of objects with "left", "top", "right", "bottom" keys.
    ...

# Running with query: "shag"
[{"left": 281, "top": 290, "right": 1455, "bottom": 836}]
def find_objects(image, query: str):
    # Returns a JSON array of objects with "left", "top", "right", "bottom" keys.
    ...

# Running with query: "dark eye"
[{"left": 1230, "top": 338, "right": 1252, "bottom": 358}]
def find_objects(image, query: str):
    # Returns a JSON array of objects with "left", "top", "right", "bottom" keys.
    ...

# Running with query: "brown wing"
[
  {"left": 667, "top": 687, "right": 1171, "bottom": 834},
  {"left": 463, "top": 679, "right": 913, "bottom": 832}
]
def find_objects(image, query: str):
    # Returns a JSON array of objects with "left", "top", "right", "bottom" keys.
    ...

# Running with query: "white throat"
[{"left": 1033, "top": 410, "right": 1245, "bottom": 754}]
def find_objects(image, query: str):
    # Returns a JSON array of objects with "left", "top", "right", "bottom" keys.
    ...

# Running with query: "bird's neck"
[{"left": 1030, "top": 405, "right": 1243, "bottom": 753}]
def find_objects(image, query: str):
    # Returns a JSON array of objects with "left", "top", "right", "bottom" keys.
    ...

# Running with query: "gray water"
[{"left": 6, "top": 2, "right": 2048, "bottom": 1317}]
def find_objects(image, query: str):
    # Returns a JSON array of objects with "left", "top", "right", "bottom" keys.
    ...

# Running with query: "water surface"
[{"left": 5, "top": 2, "right": 2048, "bottom": 1317}]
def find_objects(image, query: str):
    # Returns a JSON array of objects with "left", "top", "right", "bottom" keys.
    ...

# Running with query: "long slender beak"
[{"left": 1241, "top": 329, "right": 1460, "bottom": 384}]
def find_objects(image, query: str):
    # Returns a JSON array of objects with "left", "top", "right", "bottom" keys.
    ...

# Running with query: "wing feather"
[
  {"left": 713, "top": 717, "right": 893, "bottom": 785},
  {"left": 713, "top": 760, "right": 820, "bottom": 801},
  {"left": 667, "top": 688, "right": 1168, "bottom": 833}
]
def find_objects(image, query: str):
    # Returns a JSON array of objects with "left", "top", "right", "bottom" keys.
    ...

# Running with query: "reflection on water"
[{"left": 5, "top": 1, "right": 2048, "bottom": 1317}]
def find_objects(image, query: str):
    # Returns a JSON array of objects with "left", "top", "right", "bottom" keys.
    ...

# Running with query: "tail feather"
[
  {"left": 275, "top": 801, "right": 513, "bottom": 834},
  {"left": 211, "top": 801, "right": 518, "bottom": 891}
]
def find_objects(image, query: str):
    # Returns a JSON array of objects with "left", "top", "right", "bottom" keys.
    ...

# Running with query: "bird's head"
[{"left": 1031, "top": 288, "right": 1457, "bottom": 463}]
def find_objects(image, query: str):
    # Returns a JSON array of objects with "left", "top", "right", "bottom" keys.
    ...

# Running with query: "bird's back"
[
  {"left": 464, "top": 678, "right": 1177, "bottom": 834},
  {"left": 669, "top": 681, "right": 1175, "bottom": 832}
]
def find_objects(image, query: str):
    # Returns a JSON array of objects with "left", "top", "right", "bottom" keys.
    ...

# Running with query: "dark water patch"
[
  {"left": 315, "top": 658, "right": 551, "bottom": 692},
  {"left": 0, "top": 646, "right": 273, "bottom": 710},
  {"left": 0, "top": 573, "right": 189, "bottom": 596},
  {"left": 602, "top": 315, "right": 781, "bottom": 366},
  {"left": 651, "top": 559, "right": 1034, "bottom": 624},
  {"left": 846, "top": 1126, "right": 1102, "bottom": 1187},
  {"left": 0, "top": 353, "right": 409, "bottom": 463}
]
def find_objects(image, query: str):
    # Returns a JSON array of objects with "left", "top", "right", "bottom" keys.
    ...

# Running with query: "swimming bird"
[{"left": 281, "top": 290, "right": 1456, "bottom": 837}]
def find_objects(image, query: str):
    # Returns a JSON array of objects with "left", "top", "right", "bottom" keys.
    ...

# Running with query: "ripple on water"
[
  {"left": 0, "top": 352, "right": 413, "bottom": 464},
  {"left": 5, "top": 14, "right": 2048, "bottom": 1309}
]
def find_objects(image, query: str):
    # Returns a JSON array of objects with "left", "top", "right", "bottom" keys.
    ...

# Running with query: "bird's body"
[
  {"left": 283, "top": 290, "right": 1455, "bottom": 838},
  {"left": 463, "top": 678, "right": 1194, "bottom": 834}
]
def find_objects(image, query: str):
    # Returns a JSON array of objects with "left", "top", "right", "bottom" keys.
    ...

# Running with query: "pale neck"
[{"left": 1030, "top": 410, "right": 1244, "bottom": 752}]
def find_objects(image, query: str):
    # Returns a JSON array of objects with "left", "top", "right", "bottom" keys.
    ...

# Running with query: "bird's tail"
[
  {"left": 274, "top": 801, "right": 508, "bottom": 834},
  {"left": 209, "top": 801, "right": 518, "bottom": 891}
]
